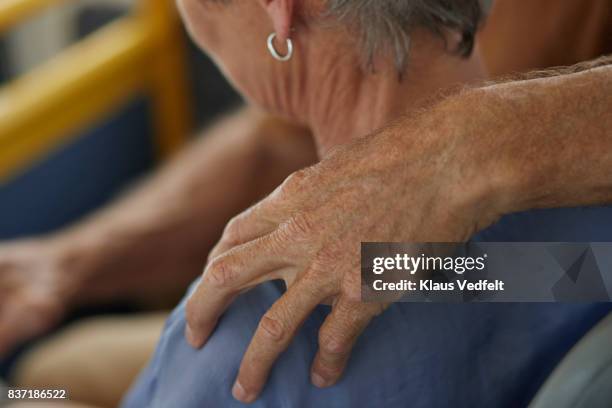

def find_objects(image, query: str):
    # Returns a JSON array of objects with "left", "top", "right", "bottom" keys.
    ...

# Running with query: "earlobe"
[{"left": 259, "top": 0, "right": 295, "bottom": 41}]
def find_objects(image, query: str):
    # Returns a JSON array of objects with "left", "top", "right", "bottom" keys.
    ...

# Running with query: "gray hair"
[{"left": 326, "top": 0, "right": 484, "bottom": 71}]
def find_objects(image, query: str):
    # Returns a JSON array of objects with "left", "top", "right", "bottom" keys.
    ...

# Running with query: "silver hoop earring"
[{"left": 267, "top": 32, "right": 293, "bottom": 62}]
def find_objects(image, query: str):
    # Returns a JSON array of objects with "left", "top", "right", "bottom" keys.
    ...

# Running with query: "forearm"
[
  {"left": 475, "top": 56, "right": 612, "bottom": 214},
  {"left": 54, "top": 107, "right": 315, "bottom": 306},
  {"left": 423, "top": 56, "right": 612, "bottom": 227}
]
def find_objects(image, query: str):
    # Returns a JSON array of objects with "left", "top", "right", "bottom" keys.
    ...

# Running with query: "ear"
[{"left": 258, "top": 0, "right": 295, "bottom": 41}]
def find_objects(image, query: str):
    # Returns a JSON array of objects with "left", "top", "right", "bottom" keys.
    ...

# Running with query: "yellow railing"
[
  {"left": 0, "top": 0, "right": 70, "bottom": 33},
  {"left": 0, "top": 0, "right": 192, "bottom": 182}
]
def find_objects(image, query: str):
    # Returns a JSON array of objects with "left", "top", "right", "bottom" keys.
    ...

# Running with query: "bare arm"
[
  {"left": 55, "top": 107, "right": 316, "bottom": 306},
  {"left": 0, "top": 107, "right": 316, "bottom": 354},
  {"left": 463, "top": 56, "right": 612, "bottom": 215}
]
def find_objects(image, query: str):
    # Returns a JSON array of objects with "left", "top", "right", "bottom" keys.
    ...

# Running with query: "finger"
[
  {"left": 208, "top": 166, "right": 311, "bottom": 261},
  {"left": 208, "top": 199, "right": 284, "bottom": 262},
  {"left": 310, "top": 297, "right": 382, "bottom": 388},
  {"left": 185, "top": 232, "right": 293, "bottom": 348},
  {"left": 232, "top": 278, "right": 329, "bottom": 403}
]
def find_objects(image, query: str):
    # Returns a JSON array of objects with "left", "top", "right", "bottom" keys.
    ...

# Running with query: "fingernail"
[
  {"left": 311, "top": 372, "right": 329, "bottom": 388},
  {"left": 185, "top": 325, "right": 200, "bottom": 348},
  {"left": 232, "top": 381, "right": 254, "bottom": 403}
]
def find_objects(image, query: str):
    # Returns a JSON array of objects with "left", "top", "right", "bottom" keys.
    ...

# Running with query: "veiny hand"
[
  {"left": 185, "top": 93, "right": 503, "bottom": 403},
  {"left": 0, "top": 239, "right": 76, "bottom": 356}
]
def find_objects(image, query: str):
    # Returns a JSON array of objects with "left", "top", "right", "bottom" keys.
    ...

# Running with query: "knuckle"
[
  {"left": 319, "top": 329, "right": 348, "bottom": 355},
  {"left": 222, "top": 215, "right": 244, "bottom": 247},
  {"left": 258, "top": 313, "right": 286, "bottom": 343},
  {"left": 287, "top": 168, "right": 310, "bottom": 186},
  {"left": 314, "top": 358, "right": 344, "bottom": 377},
  {"left": 281, "top": 168, "right": 310, "bottom": 195},
  {"left": 267, "top": 229, "right": 286, "bottom": 252},
  {"left": 276, "top": 212, "right": 315, "bottom": 244},
  {"left": 319, "top": 366, "right": 343, "bottom": 379},
  {"left": 287, "top": 212, "right": 315, "bottom": 236},
  {"left": 205, "top": 257, "right": 237, "bottom": 288}
]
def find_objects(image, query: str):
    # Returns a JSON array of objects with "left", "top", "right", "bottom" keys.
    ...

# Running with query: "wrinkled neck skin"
[{"left": 263, "top": 30, "right": 488, "bottom": 157}]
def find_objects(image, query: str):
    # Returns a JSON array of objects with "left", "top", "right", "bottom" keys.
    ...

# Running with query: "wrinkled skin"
[{"left": 185, "top": 100, "right": 502, "bottom": 402}]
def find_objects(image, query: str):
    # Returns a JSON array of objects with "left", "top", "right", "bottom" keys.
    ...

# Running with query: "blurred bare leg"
[{"left": 11, "top": 313, "right": 167, "bottom": 408}]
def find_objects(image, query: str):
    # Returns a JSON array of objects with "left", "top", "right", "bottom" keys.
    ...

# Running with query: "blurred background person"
[{"left": 0, "top": 1, "right": 315, "bottom": 406}]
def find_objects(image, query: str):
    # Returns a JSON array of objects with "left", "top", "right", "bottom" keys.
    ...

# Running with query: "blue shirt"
[{"left": 123, "top": 207, "right": 612, "bottom": 407}]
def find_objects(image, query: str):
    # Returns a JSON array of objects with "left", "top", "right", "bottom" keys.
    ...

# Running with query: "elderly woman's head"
[{"left": 178, "top": 0, "right": 485, "bottom": 151}]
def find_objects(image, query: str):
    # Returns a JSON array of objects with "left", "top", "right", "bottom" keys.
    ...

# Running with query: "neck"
[{"left": 297, "top": 37, "right": 488, "bottom": 157}]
